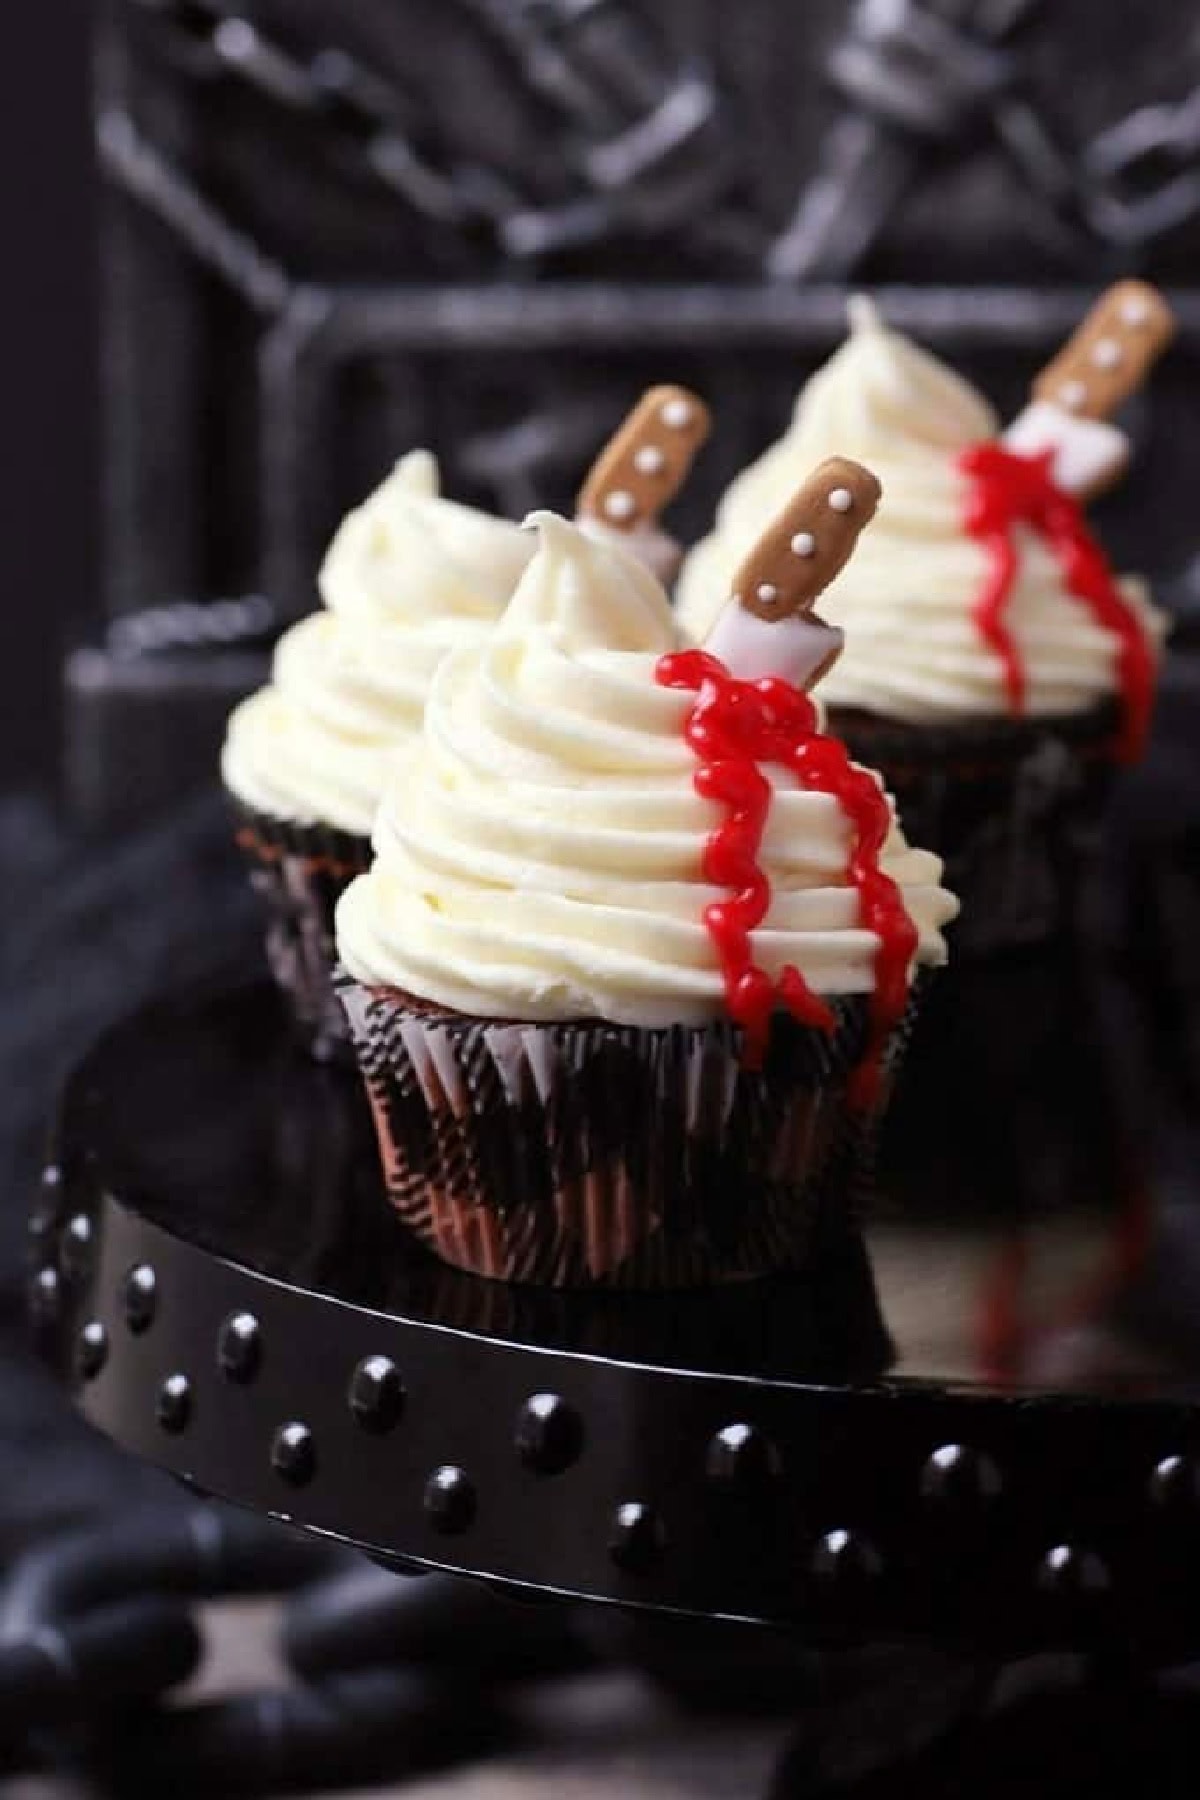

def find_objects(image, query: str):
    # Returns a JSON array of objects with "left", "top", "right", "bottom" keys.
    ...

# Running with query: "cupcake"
[
  {"left": 223, "top": 391, "right": 711, "bottom": 1059},
  {"left": 676, "top": 286, "right": 1173, "bottom": 954},
  {"left": 221, "top": 451, "right": 535, "bottom": 1057},
  {"left": 335, "top": 459, "right": 957, "bottom": 1287}
]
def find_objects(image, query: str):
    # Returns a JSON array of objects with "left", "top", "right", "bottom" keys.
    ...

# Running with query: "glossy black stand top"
[
  {"left": 31, "top": 981, "right": 1200, "bottom": 1653},
  {"left": 52, "top": 980, "right": 892, "bottom": 1379}
]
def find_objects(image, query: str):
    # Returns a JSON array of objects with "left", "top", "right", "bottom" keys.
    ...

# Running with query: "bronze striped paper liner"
[
  {"left": 336, "top": 978, "right": 923, "bottom": 1289},
  {"left": 227, "top": 792, "right": 371, "bottom": 1062}
]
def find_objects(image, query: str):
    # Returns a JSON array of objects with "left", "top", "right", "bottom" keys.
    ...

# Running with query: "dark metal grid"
[
  {"left": 113, "top": 0, "right": 1200, "bottom": 271},
  {"left": 97, "top": 0, "right": 1200, "bottom": 623}
]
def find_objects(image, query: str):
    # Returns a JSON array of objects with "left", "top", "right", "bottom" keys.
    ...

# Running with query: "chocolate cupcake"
[
  {"left": 222, "top": 391, "right": 711, "bottom": 1060},
  {"left": 679, "top": 287, "right": 1175, "bottom": 1225},
  {"left": 676, "top": 287, "right": 1172, "bottom": 953},
  {"left": 335, "top": 467, "right": 957, "bottom": 1287},
  {"left": 221, "top": 451, "right": 535, "bottom": 1057}
]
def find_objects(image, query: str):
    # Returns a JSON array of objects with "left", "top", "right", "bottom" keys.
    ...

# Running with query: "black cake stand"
[{"left": 29, "top": 981, "right": 1200, "bottom": 1657}]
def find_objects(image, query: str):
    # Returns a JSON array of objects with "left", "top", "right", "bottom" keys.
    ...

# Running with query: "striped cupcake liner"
[
  {"left": 336, "top": 976, "right": 922, "bottom": 1289},
  {"left": 228, "top": 794, "right": 371, "bottom": 1063},
  {"left": 833, "top": 704, "right": 1118, "bottom": 959}
]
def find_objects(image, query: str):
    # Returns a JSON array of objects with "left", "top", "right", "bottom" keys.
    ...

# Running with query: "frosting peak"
[
  {"left": 321, "top": 450, "right": 534, "bottom": 628},
  {"left": 390, "top": 445, "right": 438, "bottom": 497},
  {"left": 222, "top": 453, "right": 533, "bottom": 835},
  {"left": 501, "top": 511, "right": 679, "bottom": 654},
  {"left": 830, "top": 296, "right": 999, "bottom": 452}
]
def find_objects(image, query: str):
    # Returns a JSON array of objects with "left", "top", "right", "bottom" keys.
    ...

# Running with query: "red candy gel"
[
  {"left": 958, "top": 441, "right": 1155, "bottom": 762},
  {"left": 656, "top": 649, "right": 917, "bottom": 1106}
]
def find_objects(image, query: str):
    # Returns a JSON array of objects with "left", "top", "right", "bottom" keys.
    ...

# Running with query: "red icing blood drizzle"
[
  {"left": 958, "top": 441, "right": 1155, "bottom": 761},
  {"left": 656, "top": 649, "right": 918, "bottom": 1106}
]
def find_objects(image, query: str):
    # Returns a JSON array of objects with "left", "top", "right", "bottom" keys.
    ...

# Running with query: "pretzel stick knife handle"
[
  {"left": 706, "top": 456, "right": 882, "bottom": 689},
  {"left": 577, "top": 384, "right": 711, "bottom": 532},
  {"left": 1032, "top": 280, "right": 1175, "bottom": 420},
  {"left": 1004, "top": 280, "right": 1176, "bottom": 499}
]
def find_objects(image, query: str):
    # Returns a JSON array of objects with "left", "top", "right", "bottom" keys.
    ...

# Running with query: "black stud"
[
  {"left": 157, "top": 1374, "right": 192, "bottom": 1435},
  {"left": 1036, "top": 1544, "right": 1111, "bottom": 1601},
  {"left": 609, "top": 1502, "right": 666, "bottom": 1575},
  {"left": 423, "top": 1466, "right": 476, "bottom": 1535},
  {"left": 348, "top": 1356, "right": 405, "bottom": 1433},
  {"left": 60, "top": 1213, "right": 94, "bottom": 1282},
  {"left": 75, "top": 1320, "right": 108, "bottom": 1381},
  {"left": 218, "top": 1311, "right": 262, "bottom": 1383},
  {"left": 27, "top": 1265, "right": 61, "bottom": 1328},
  {"left": 920, "top": 1443, "right": 1002, "bottom": 1508},
  {"left": 811, "top": 1529, "right": 884, "bottom": 1596},
  {"left": 515, "top": 1393, "right": 583, "bottom": 1475},
  {"left": 706, "top": 1422, "right": 782, "bottom": 1488},
  {"left": 1148, "top": 1454, "right": 1200, "bottom": 1514},
  {"left": 29, "top": 1165, "right": 62, "bottom": 1240},
  {"left": 122, "top": 1264, "right": 157, "bottom": 1334},
  {"left": 271, "top": 1422, "right": 316, "bottom": 1487}
]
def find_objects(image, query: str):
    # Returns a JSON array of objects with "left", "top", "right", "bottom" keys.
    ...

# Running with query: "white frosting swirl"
[
  {"left": 676, "top": 300, "right": 1165, "bottom": 723},
  {"left": 578, "top": 514, "right": 682, "bottom": 585},
  {"left": 337, "top": 512, "right": 957, "bottom": 1026},
  {"left": 221, "top": 452, "right": 534, "bottom": 834}
]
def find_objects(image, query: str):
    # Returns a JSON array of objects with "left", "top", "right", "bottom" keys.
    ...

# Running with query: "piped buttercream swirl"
[
  {"left": 336, "top": 512, "right": 957, "bottom": 1025},
  {"left": 221, "top": 453, "right": 534, "bottom": 834},
  {"left": 676, "top": 301, "right": 1164, "bottom": 723}
]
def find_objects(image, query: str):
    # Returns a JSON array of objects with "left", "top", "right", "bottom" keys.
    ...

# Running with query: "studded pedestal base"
[{"left": 30, "top": 982, "right": 1200, "bottom": 1653}]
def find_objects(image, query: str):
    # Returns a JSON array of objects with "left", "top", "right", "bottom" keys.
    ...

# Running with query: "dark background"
[{"left": 0, "top": 3, "right": 94, "bottom": 794}]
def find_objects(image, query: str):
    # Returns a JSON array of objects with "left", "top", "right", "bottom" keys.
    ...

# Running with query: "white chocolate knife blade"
[{"left": 1001, "top": 401, "right": 1129, "bottom": 500}]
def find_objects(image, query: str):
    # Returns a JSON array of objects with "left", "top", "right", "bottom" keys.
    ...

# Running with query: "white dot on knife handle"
[
  {"left": 828, "top": 488, "right": 853, "bottom": 513},
  {"left": 660, "top": 398, "right": 693, "bottom": 429},
  {"left": 1091, "top": 338, "right": 1122, "bottom": 369},
  {"left": 1060, "top": 379, "right": 1087, "bottom": 410},
  {"left": 790, "top": 532, "right": 816, "bottom": 557},
  {"left": 604, "top": 490, "right": 637, "bottom": 521},
  {"left": 1121, "top": 296, "right": 1151, "bottom": 326},
  {"left": 756, "top": 583, "right": 779, "bottom": 605},
  {"left": 633, "top": 446, "right": 665, "bottom": 475}
]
